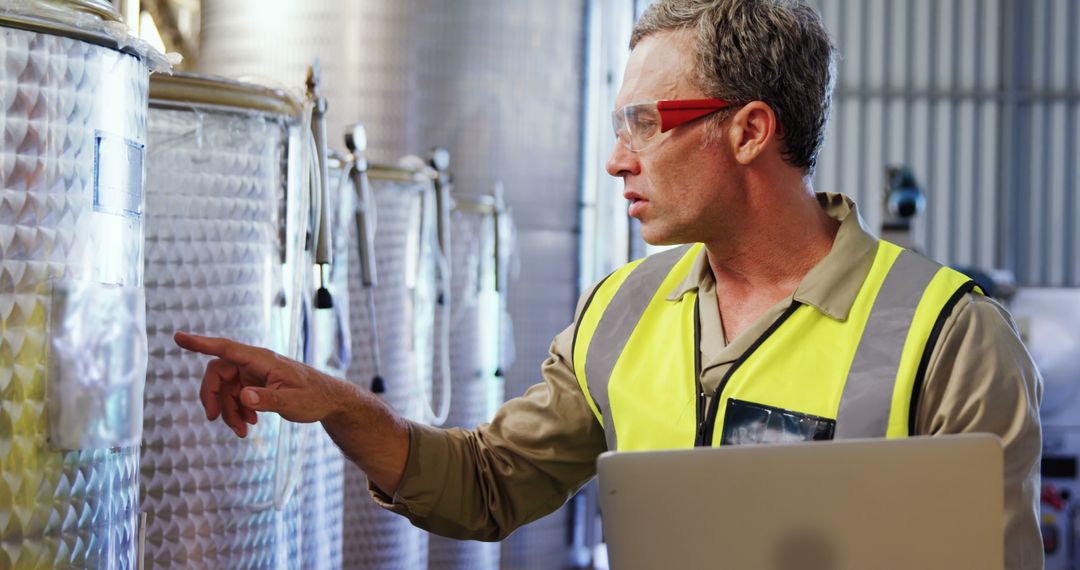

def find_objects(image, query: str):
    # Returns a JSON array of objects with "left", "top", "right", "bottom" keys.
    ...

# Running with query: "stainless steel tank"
[
  {"left": 343, "top": 162, "right": 438, "bottom": 570},
  {"left": 141, "top": 72, "right": 307, "bottom": 568},
  {"left": 427, "top": 193, "right": 508, "bottom": 570},
  {"left": 298, "top": 151, "right": 354, "bottom": 570},
  {"left": 0, "top": 1, "right": 152, "bottom": 567}
]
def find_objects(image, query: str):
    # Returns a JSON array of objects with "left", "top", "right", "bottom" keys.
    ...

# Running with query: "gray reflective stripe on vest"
[
  {"left": 834, "top": 249, "right": 943, "bottom": 438},
  {"left": 584, "top": 245, "right": 693, "bottom": 451}
]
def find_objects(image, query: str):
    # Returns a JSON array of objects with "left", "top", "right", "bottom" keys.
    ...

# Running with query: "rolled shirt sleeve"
[
  {"left": 369, "top": 320, "right": 607, "bottom": 541},
  {"left": 916, "top": 294, "right": 1044, "bottom": 570}
]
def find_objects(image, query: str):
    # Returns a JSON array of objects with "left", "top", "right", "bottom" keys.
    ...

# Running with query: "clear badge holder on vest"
[{"left": 720, "top": 399, "right": 835, "bottom": 446}]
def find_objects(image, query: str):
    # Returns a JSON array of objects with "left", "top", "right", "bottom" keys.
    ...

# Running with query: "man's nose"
[{"left": 605, "top": 140, "right": 640, "bottom": 178}]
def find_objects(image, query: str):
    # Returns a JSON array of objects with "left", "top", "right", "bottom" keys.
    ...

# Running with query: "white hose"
[
  {"left": 421, "top": 245, "right": 453, "bottom": 426},
  {"left": 276, "top": 111, "right": 323, "bottom": 509},
  {"left": 409, "top": 174, "right": 452, "bottom": 426},
  {"left": 257, "top": 100, "right": 318, "bottom": 511},
  {"left": 289, "top": 114, "right": 320, "bottom": 359}
]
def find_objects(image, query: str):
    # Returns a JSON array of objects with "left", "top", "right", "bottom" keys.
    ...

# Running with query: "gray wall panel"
[
  {"left": 911, "top": 0, "right": 933, "bottom": 91},
  {"left": 504, "top": 228, "right": 580, "bottom": 401},
  {"left": 1048, "top": 103, "right": 1069, "bottom": 286},
  {"left": 812, "top": 0, "right": 1079, "bottom": 285},
  {"left": 977, "top": 104, "right": 999, "bottom": 268}
]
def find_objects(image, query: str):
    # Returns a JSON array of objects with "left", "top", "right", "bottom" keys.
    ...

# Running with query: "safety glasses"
[{"left": 611, "top": 98, "right": 737, "bottom": 152}]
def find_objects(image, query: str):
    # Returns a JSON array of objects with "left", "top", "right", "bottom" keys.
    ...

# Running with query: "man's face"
[{"left": 606, "top": 31, "right": 739, "bottom": 246}]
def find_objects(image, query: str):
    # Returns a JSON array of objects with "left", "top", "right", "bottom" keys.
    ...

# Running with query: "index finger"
[{"left": 174, "top": 331, "right": 271, "bottom": 372}]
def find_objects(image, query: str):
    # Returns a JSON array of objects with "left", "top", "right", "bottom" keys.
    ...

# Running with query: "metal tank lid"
[
  {"left": 3, "top": 0, "right": 122, "bottom": 21},
  {"left": 367, "top": 163, "right": 437, "bottom": 185},
  {"left": 325, "top": 150, "right": 435, "bottom": 188},
  {"left": 61, "top": 0, "right": 120, "bottom": 20},
  {"left": 1, "top": 0, "right": 126, "bottom": 47},
  {"left": 324, "top": 152, "right": 435, "bottom": 200},
  {"left": 150, "top": 72, "right": 304, "bottom": 118},
  {"left": 453, "top": 193, "right": 499, "bottom": 215}
]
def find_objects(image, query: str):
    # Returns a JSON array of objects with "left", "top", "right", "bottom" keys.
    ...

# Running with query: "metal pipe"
[
  {"left": 971, "top": 0, "right": 986, "bottom": 268},
  {"left": 879, "top": 0, "right": 892, "bottom": 174},
  {"left": 345, "top": 123, "right": 384, "bottom": 393},
  {"left": 947, "top": 0, "right": 962, "bottom": 263},
  {"left": 1066, "top": 0, "right": 1079, "bottom": 284},
  {"left": 902, "top": 0, "right": 915, "bottom": 164},
  {"left": 430, "top": 147, "right": 453, "bottom": 265},
  {"left": 1001, "top": 0, "right": 1034, "bottom": 283},
  {"left": 308, "top": 63, "right": 334, "bottom": 308},
  {"left": 855, "top": 0, "right": 868, "bottom": 219},
  {"left": 1038, "top": 0, "right": 1053, "bottom": 284},
  {"left": 924, "top": 0, "right": 940, "bottom": 258}
]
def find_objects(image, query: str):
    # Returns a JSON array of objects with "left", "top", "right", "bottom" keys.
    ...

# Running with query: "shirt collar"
[{"left": 665, "top": 192, "right": 880, "bottom": 322}]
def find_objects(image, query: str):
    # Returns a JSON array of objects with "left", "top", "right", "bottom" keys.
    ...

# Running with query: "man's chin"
[{"left": 639, "top": 227, "right": 691, "bottom": 247}]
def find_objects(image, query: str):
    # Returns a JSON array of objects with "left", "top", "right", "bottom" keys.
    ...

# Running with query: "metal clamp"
[{"left": 430, "top": 147, "right": 453, "bottom": 269}]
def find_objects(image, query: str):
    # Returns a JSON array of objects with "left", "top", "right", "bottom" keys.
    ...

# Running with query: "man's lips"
[{"left": 624, "top": 191, "right": 647, "bottom": 217}]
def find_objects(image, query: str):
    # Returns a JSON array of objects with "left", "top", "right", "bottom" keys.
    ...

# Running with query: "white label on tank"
[
  {"left": 47, "top": 280, "right": 148, "bottom": 450},
  {"left": 94, "top": 131, "right": 144, "bottom": 218}
]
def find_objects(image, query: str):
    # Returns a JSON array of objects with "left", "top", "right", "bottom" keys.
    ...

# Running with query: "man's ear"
[{"left": 727, "top": 101, "right": 778, "bottom": 165}]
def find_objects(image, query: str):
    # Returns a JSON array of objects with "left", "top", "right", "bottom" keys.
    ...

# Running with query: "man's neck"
[{"left": 704, "top": 187, "right": 839, "bottom": 342}]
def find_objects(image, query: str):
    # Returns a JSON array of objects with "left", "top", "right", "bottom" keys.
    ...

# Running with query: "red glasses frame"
[{"left": 656, "top": 98, "right": 737, "bottom": 132}]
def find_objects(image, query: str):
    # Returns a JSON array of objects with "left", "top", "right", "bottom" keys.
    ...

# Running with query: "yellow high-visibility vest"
[{"left": 572, "top": 241, "right": 978, "bottom": 451}]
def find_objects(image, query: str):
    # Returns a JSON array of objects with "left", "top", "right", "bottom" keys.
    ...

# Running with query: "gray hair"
[{"left": 631, "top": 0, "right": 837, "bottom": 174}]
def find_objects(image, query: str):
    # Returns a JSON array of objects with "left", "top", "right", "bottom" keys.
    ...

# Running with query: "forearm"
[
  {"left": 372, "top": 388, "right": 606, "bottom": 541},
  {"left": 368, "top": 326, "right": 608, "bottom": 540},
  {"left": 321, "top": 378, "right": 411, "bottom": 496}
]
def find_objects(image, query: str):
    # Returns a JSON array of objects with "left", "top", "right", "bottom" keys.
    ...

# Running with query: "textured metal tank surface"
[
  {"left": 299, "top": 423, "right": 344, "bottom": 569},
  {"left": 0, "top": 13, "right": 149, "bottom": 569},
  {"left": 427, "top": 201, "right": 504, "bottom": 570},
  {"left": 343, "top": 172, "right": 436, "bottom": 570},
  {"left": 141, "top": 86, "right": 290, "bottom": 568}
]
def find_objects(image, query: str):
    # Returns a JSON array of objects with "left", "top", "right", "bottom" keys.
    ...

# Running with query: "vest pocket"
[{"left": 720, "top": 399, "right": 835, "bottom": 446}]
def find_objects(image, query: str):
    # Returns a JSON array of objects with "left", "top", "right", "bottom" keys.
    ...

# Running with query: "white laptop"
[{"left": 597, "top": 434, "right": 1004, "bottom": 570}]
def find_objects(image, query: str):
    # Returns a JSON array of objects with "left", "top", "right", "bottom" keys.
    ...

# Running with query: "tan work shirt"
[{"left": 373, "top": 193, "right": 1043, "bottom": 569}]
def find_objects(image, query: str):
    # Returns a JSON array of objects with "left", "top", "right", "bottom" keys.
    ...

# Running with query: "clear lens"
[{"left": 612, "top": 102, "right": 661, "bottom": 151}]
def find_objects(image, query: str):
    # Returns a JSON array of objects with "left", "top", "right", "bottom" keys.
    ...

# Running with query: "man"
[{"left": 176, "top": 0, "right": 1042, "bottom": 567}]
